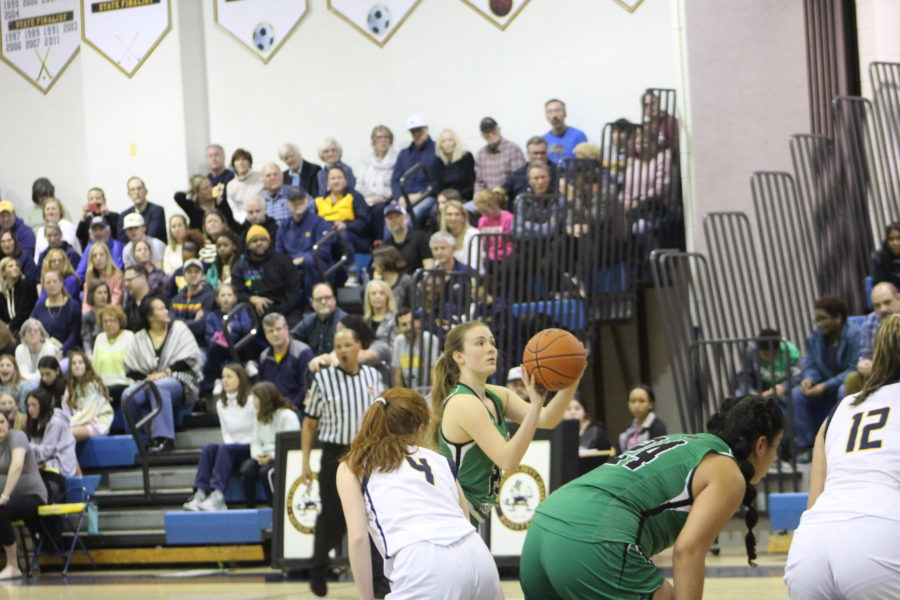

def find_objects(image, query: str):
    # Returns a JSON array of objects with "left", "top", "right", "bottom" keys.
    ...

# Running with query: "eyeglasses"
[{"left": 312, "top": 295, "right": 334, "bottom": 303}]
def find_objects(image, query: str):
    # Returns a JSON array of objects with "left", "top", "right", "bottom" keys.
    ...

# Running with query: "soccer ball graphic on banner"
[
  {"left": 367, "top": 4, "right": 391, "bottom": 35},
  {"left": 253, "top": 22, "right": 276, "bottom": 52}
]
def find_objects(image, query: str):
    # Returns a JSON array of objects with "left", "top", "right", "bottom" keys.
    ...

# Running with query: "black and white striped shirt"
[{"left": 305, "top": 364, "right": 384, "bottom": 445}]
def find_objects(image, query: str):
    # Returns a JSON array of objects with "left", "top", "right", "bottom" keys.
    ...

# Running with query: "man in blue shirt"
[
  {"left": 275, "top": 187, "right": 333, "bottom": 303},
  {"left": 261, "top": 163, "right": 291, "bottom": 226},
  {"left": 76, "top": 216, "right": 125, "bottom": 281},
  {"left": 391, "top": 114, "right": 439, "bottom": 226},
  {"left": 543, "top": 98, "right": 588, "bottom": 163}
]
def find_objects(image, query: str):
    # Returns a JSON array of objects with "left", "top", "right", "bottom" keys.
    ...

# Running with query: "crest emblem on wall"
[
  {"left": 0, "top": 0, "right": 80, "bottom": 93},
  {"left": 81, "top": 0, "right": 171, "bottom": 78},
  {"left": 458, "top": 0, "right": 531, "bottom": 31},
  {"left": 328, "top": 0, "right": 422, "bottom": 47},
  {"left": 214, "top": 0, "right": 309, "bottom": 64}
]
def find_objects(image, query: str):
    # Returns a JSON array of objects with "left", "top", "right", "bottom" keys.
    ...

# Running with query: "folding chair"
[{"left": 30, "top": 485, "right": 97, "bottom": 576}]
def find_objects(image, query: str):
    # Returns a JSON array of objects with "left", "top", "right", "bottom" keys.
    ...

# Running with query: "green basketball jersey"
[
  {"left": 534, "top": 433, "right": 733, "bottom": 557},
  {"left": 438, "top": 383, "right": 510, "bottom": 523}
]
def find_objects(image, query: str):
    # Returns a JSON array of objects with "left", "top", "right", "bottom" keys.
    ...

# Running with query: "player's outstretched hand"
[{"left": 521, "top": 365, "right": 547, "bottom": 408}]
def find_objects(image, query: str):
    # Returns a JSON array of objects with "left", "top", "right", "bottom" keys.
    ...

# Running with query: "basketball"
[
  {"left": 522, "top": 329, "right": 586, "bottom": 391},
  {"left": 490, "top": 0, "right": 513, "bottom": 17}
]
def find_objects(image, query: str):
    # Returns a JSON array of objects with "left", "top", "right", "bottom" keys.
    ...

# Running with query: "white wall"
[{"left": 857, "top": 0, "right": 900, "bottom": 99}]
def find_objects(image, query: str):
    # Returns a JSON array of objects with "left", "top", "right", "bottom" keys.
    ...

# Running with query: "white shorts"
[
  {"left": 785, "top": 516, "right": 900, "bottom": 600},
  {"left": 385, "top": 531, "right": 502, "bottom": 600}
]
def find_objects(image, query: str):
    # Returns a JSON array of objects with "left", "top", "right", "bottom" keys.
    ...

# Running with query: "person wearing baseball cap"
[
  {"left": 170, "top": 258, "right": 215, "bottom": 344},
  {"left": 506, "top": 366, "right": 527, "bottom": 400},
  {"left": 0, "top": 200, "right": 36, "bottom": 260},
  {"left": 474, "top": 116, "right": 526, "bottom": 195},
  {"left": 75, "top": 215, "right": 126, "bottom": 281},
  {"left": 275, "top": 186, "right": 333, "bottom": 303},
  {"left": 231, "top": 223, "right": 303, "bottom": 325},
  {"left": 381, "top": 202, "right": 434, "bottom": 274},
  {"left": 391, "top": 114, "right": 439, "bottom": 225},
  {"left": 121, "top": 212, "right": 166, "bottom": 269}
]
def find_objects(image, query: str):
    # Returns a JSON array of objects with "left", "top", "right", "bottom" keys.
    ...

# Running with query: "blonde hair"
[
  {"left": 573, "top": 142, "right": 601, "bottom": 160},
  {"left": 436, "top": 129, "right": 466, "bottom": 164},
  {"left": 41, "top": 247, "right": 76, "bottom": 281},
  {"left": 473, "top": 188, "right": 508, "bottom": 212},
  {"left": 439, "top": 200, "right": 474, "bottom": 251},
  {"left": 856, "top": 314, "right": 900, "bottom": 405},
  {"left": 0, "top": 257, "right": 21, "bottom": 293},
  {"left": 85, "top": 242, "right": 120, "bottom": 287},
  {"left": 42, "top": 197, "right": 68, "bottom": 221},
  {"left": 363, "top": 279, "right": 398, "bottom": 319},
  {"left": 429, "top": 320, "right": 488, "bottom": 444}
]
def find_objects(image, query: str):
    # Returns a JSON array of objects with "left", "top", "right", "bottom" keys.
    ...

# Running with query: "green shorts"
[{"left": 520, "top": 519, "right": 664, "bottom": 600}]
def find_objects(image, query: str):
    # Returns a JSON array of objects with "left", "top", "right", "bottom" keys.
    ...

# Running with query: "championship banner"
[
  {"left": 0, "top": 0, "right": 80, "bottom": 94},
  {"left": 611, "top": 0, "right": 644, "bottom": 12},
  {"left": 81, "top": 0, "right": 170, "bottom": 78},
  {"left": 328, "top": 0, "right": 422, "bottom": 48},
  {"left": 214, "top": 0, "right": 308, "bottom": 64},
  {"left": 458, "top": 0, "right": 530, "bottom": 31},
  {"left": 488, "top": 440, "right": 550, "bottom": 556}
]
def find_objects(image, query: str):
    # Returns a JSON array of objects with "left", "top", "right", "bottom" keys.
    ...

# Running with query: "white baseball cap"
[
  {"left": 406, "top": 114, "right": 427, "bottom": 129},
  {"left": 507, "top": 366, "right": 523, "bottom": 382},
  {"left": 123, "top": 213, "right": 145, "bottom": 229}
]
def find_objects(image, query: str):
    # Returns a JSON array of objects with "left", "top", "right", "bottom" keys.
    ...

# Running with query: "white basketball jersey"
[
  {"left": 802, "top": 383, "right": 900, "bottom": 525},
  {"left": 363, "top": 446, "right": 475, "bottom": 559}
]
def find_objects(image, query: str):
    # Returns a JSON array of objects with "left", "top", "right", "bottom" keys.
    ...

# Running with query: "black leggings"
[{"left": 0, "top": 494, "right": 43, "bottom": 546}]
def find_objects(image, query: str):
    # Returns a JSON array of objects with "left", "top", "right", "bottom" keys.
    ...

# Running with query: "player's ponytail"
[
  {"left": 707, "top": 395, "right": 783, "bottom": 567},
  {"left": 429, "top": 320, "right": 486, "bottom": 444},
  {"left": 342, "top": 387, "right": 431, "bottom": 481}
]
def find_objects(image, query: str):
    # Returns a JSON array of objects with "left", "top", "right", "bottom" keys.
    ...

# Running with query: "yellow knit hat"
[{"left": 245, "top": 224, "right": 270, "bottom": 243}]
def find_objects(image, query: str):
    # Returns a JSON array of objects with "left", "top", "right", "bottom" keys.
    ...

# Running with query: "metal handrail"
[
  {"left": 398, "top": 163, "right": 433, "bottom": 228},
  {"left": 122, "top": 380, "right": 162, "bottom": 501},
  {"left": 221, "top": 301, "right": 260, "bottom": 364},
  {"left": 312, "top": 228, "right": 352, "bottom": 281}
]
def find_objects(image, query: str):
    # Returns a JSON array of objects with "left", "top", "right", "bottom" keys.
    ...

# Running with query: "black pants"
[
  {"left": 311, "top": 443, "right": 386, "bottom": 586},
  {"left": 0, "top": 494, "right": 43, "bottom": 547},
  {"left": 239, "top": 458, "right": 274, "bottom": 509}
]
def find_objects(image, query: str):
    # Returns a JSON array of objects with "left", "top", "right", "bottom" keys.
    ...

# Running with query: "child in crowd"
[
  {"left": 240, "top": 383, "right": 299, "bottom": 508},
  {"left": 0, "top": 391, "right": 26, "bottom": 430},
  {"left": 63, "top": 351, "right": 114, "bottom": 441},
  {"left": 474, "top": 188, "right": 514, "bottom": 265},
  {"left": 203, "top": 283, "right": 258, "bottom": 395},
  {"left": 184, "top": 364, "right": 256, "bottom": 511},
  {"left": 25, "top": 387, "right": 78, "bottom": 477},
  {"left": 37, "top": 356, "right": 66, "bottom": 408},
  {"left": 617, "top": 384, "right": 667, "bottom": 452},
  {"left": 0, "top": 354, "right": 34, "bottom": 410},
  {"left": 735, "top": 327, "right": 801, "bottom": 399}
]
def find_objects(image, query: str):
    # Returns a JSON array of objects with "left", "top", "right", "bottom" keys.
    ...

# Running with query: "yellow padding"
[
  {"left": 38, "top": 503, "right": 86, "bottom": 516},
  {"left": 11, "top": 520, "right": 24, "bottom": 527}
]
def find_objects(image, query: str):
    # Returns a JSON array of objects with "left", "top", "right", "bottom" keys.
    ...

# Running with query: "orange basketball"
[{"left": 522, "top": 329, "right": 586, "bottom": 391}]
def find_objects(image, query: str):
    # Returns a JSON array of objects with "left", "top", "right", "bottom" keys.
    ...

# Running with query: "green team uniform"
[
  {"left": 438, "top": 383, "right": 510, "bottom": 524},
  {"left": 520, "top": 433, "right": 733, "bottom": 600}
]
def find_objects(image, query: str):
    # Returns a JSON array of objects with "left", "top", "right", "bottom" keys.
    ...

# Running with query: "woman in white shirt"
[
  {"left": 240, "top": 382, "right": 299, "bottom": 508},
  {"left": 183, "top": 364, "right": 256, "bottom": 511},
  {"left": 34, "top": 197, "right": 80, "bottom": 260},
  {"left": 14, "top": 319, "right": 58, "bottom": 384}
]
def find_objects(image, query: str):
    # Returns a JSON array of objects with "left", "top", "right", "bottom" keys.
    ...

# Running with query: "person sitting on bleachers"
[
  {"left": 381, "top": 203, "right": 433, "bottom": 275},
  {"left": 792, "top": 296, "right": 861, "bottom": 462},
  {"left": 371, "top": 246, "right": 414, "bottom": 309},
  {"left": 291, "top": 282, "right": 348, "bottom": 357},
  {"left": 617, "top": 384, "right": 667, "bottom": 453},
  {"left": 232, "top": 226, "right": 303, "bottom": 326},
  {"left": 391, "top": 308, "right": 439, "bottom": 390},
  {"left": 362, "top": 280, "right": 399, "bottom": 351},
  {"left": 474, "top": 188, "right": 514, "bottom": 270},
  {"left": 314, "top": 166, "right": 372, "bottom": 255},
  {"left": 81, "top": 280, "right": 112, "bottom": 356},
  {"left": 238, "top": 197, "right": 278, "bottom": 253},
  {"left": 170, "top": 259, "right": 215, "bottom": 346},
  {"left": 63, "top": 351, "right": 113, "bottom": 441},
  {"left": 199, "top": 210, "right": 229, "bottom": 266},
  {"left": 274, "top": 187, "right": 333, "bottom": 303},
  {"left": 24, "top": 387, "right": 77, "bottom": 477},
  {"left": 514, "top": 162, "right": 566, "bottom": 241},
  {"left": 122, "top": 265, "right": 151, "bottom": 332},
  {"left": 183, "top": 363, "right": 255, "bottom": 512},
  {"left": 37, "top": 248, "right": 81, "bottom": 303},
  {"left": 0, "top": 392, "right": 26, "bottom": 431},
  {"left": 0, "top": 355, "right": 32, "bottom": 411},
  {"left": 35, "top": 224, "right": 80, "bottom": 272},
  {"left": 37, "top": 356, "right": 66, "bottom": 409},
  {"left": 75, "top": 216, "right": 124, "bottom": 282},
  {"left": 734, "top": 328, "right": 801, "bottom": 400},
  {"left": 15, "top": 319, "right": 58, "bottom": 385},
  {"left": 0, "top": 256, "right": 37, "bottom": 338},
  {"left": 123, "top": 296, "right": 204, "bottom": 453},
  {"left": 203, "top": 283, "right": 260, "bottom": 396},
  {"left": 258, "top": 313, "right": 313, "bottom": 415},
  {"left": 130, "top": 240, "right": 169, "bottom": 299},
  {"left": 314, "top": 315, "right": 392, "bottom": 386},
  {"left": 0, "top": 231, "right": 38, "bottom": 285},
  {"left": 204, "top": 231, "right": 239, "bottom": 292},
  {"left": 842, "top": 282, "right": 900, "bottom": 395},
  {"left": 565, "top": 395, "right": 612, "bottom": 451},
  {"left": 82, "top": 242, "right": 123, "bottom": 313},
  {"left": 91, "top": 306, "right": 135, "bottom": 407},
  {"left": 32, "top": 270, "right": 81, "bottom": 356},
  {"left": 439, "top": 200, "right": 481, "bottom": 272},
  {"left": 0, "top": 202, "right": 36, "bottom": 262},
  {"left": 240, "top": 382, "right": 300, "bottom": 509},
  {"left": 316, "top": 138, "right": 357, "bottom": 199},
  {"left": 225, "top": 149, "right": 264, "bottom": 225},
  {"left": 870, "top": 221, "right": 900, "bottom": 291},
  {"left": 121, "top": 213, "right": 165, "bottom": 269}
]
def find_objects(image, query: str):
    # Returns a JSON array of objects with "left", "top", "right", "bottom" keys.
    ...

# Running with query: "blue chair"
[{"left": 768, "top": 492, "right": 808, "bottom": 530}]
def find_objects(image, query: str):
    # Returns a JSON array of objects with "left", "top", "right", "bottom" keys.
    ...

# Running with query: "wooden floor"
[{"left": 7, "top": 548, "right": 790, "bottom": 599}]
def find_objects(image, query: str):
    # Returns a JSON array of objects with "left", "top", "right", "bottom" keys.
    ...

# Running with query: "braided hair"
[{"left": 706, "top": 395, "right": 783, "bottom": 566}]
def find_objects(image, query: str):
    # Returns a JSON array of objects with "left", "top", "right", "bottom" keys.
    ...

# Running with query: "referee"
[{"left": 302, "top": 328, "right": 385, "bottom": 597}]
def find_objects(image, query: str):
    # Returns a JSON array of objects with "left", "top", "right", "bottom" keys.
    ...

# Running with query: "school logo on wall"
[
  {"left": 214, "top": 0, "right": 309, "bottom": 64},
  {"left": 328, "top": 0, "right": 422, "bottom": 47},
  {"left": 458, "top": 0, "right": 530, "bottom": 31},
  {"left": 494, "top": 464, "right": 546, "bottom": 531},
  {"left": 286, "top": 474, "right": 320, "bottom": 534},
  {"left": 611, "top": 0, "right": 645, "bottom": 12},
  {"left": 81, "top": 0, "right": 170, "bottom": 78},
  {"left": 0, "top": 0, "right": 80, "bottom": 94}
]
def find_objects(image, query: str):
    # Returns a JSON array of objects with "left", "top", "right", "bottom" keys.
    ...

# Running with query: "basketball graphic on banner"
[{"left": 458, "top": 0, "right": 531, "bottom": 30}]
